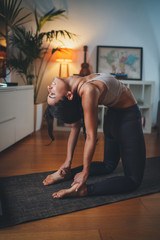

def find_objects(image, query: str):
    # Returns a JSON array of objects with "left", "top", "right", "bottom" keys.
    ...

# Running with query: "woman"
[{"left": 43, "top": 73, "right": 146, "bottom": 199}]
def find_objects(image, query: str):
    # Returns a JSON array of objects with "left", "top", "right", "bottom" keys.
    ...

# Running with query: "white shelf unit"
[
  {"left": 54, "top": 81, "right": 154, "bottom": 134},
  {"left": 121, "top": 80, "right": 155, "bottom": 133}
]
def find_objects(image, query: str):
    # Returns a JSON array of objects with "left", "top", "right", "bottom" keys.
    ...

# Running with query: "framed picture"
[{"left": 96, "top": 46, "right": 143, "bottom": 80}]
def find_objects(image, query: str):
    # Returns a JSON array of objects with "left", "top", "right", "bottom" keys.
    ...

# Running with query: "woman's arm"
[
  {"left": 72, "top": 86, "right": 99, "bottom": 190},
  {"left": 59, "top": 120, "right": 81, "bottom": 174},
  {"left": 66, "top": 120, "right": 81, "bottom": 164}
]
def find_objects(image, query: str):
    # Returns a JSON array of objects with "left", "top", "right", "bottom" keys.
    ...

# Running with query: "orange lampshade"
[{"left": 56, "top": 48, "right": 72, "bottom": 62}]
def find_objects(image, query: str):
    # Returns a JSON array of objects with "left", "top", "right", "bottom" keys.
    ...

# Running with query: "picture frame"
[{"left": 96, "top": 46, "right": 143, "bottom": 80}]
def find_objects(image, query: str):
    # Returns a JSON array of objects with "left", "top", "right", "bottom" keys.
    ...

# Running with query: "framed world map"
[{"left": 96, "top": 46, "right": 143, "bottom": 80}]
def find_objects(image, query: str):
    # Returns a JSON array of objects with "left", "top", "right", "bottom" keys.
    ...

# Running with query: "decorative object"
[
  {"left": 79, "top": 45, "right": 91, "bottom": 76},
  {"left": 96, "top": 46, "right": 143, "bottom": 80},
  {"left": 0, "top": 156, "right": 160, "bottom": 228},
  {"left": 56, "top": 48, "right": 73, "bottom": 78}
]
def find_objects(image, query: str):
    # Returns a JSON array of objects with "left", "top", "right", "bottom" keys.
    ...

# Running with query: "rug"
[{"left": 0, "top": 156, "right": 160, "bottom": 228}]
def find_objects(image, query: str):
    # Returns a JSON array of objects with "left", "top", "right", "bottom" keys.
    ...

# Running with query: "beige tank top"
[{"left": 80, "top": 73, "right": 124, "bottom": 107}]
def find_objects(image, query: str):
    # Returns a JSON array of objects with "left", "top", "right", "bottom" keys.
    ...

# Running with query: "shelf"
[{"left": 138, "top": 105, "right": 151, "bottom": 109}]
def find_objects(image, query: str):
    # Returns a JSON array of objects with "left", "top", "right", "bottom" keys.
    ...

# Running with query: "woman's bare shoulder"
[
  {"left": 80, "top": 82, "right": 99, "bottom": 97},
  {"left": 80, "top": 84, "right": 99, "bottom": 111}
]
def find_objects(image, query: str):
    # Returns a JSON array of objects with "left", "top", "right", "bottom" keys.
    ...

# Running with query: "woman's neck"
[
  {"left": 65, "top": 76, "right": 84, "bottom": 93},
  {"left": 64, "top": 74, "right": 99, "bottom": 94}
]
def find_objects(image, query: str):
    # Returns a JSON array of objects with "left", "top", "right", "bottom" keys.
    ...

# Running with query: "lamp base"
[{"left": 59, "top": 63, "right": 69, "bottom": 78}]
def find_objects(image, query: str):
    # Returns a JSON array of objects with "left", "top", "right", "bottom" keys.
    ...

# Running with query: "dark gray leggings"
[{"left": 71, "top": 104, "right": 146, "bottom": 195}]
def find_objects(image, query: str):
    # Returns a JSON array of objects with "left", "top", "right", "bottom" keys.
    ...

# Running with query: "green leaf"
[
  {"left": 38, "top": 8, "right": 66, "bottom": 31},
  {"left": 11, "top": 0, "right": 23, "bottom": 22},
  {"left": 34, "top": 9, "right": 39, "bottom": 33},
  {"left": 14, "top": 12, "right": 32, "bottom": 26},
  {"left": 52, "top": 48, "right": 60, "bottom": 54},
  {"left": 1, "top": 0, "right": 31, "bottom": 29}
]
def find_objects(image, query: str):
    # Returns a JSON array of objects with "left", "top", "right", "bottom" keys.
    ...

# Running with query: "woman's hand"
[
  {"left": 71, "top": 171, "right": 89, "bottom": 191},
  {"left": 59, "top": 161, "right": 71, "bottom": 177}
]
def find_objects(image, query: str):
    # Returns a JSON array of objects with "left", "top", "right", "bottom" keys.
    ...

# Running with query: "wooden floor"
[{"left": 0, "top": 127, "right": 160, "bottom": 240}]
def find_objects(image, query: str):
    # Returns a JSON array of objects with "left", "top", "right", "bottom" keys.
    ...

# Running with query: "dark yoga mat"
[{"left": 0, "top": 156, "right": 160, "bottom": 228}]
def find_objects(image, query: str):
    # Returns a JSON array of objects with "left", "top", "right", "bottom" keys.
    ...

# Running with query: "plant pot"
[
  {"left": 34, "top": 102, "right": 47, "bottom": 131},
  {"left": 157, "top": 100, "right": 160, "bottom": 134}
]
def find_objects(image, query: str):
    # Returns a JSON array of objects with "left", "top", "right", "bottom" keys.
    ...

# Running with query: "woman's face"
[{"left": 47, "top": 78, "right": 67, "bottom": 106}]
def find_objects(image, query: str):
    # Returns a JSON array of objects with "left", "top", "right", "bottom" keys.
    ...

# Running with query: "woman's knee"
[
  {"left": 103, "top": 160, "right": 119, "bottom": 174},
  {"left": 128, "top": 175, "right": 143, "bottom": 191}
]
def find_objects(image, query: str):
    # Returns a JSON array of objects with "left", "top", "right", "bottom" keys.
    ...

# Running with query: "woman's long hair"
[{"left": 45, "top": 93, "right": 86, "bottom": 142}]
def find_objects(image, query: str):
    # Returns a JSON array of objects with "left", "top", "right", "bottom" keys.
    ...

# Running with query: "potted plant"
[
  {"left": 8, "top": 8, "right": 75, "bottom": 104},
  {"left": 1, "top": 0, "right": 76, "bottom": 130}
]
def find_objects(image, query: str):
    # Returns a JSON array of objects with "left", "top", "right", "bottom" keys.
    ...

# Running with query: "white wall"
[{"left": 21, "top": 0, "right": 160, "bottom": 124}]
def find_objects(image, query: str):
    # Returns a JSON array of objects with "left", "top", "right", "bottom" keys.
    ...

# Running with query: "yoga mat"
[{"left": 0, "top": 156, "right": 160, "bottom": 228}]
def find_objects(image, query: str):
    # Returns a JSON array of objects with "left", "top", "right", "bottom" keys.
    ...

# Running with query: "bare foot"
[
  {"left": 43, "top": 169, "right": 71, "bottom": 186},
  {"left": 52, "top": 183, "right": 87, "bottom": 199}
]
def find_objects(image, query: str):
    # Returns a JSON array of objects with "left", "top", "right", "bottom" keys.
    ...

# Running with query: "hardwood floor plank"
[
  {"left": 0, "top": 229, "right": 101, "bottom": 240},
  {"left": 140, "top": 194, "right": 160, "bottom": 215},
  {"left": 100, "top": 215, "right": 160, "bottom": 240}
]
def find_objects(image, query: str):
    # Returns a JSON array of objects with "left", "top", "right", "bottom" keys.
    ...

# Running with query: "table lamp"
[{"left": 56, "top": 48, "right": 72, "bottom": 78}]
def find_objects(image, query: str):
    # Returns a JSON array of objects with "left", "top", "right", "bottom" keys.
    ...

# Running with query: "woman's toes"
[
  {"left": 52, "top": 193, "right": 57, "bottom": 198},
  {"left": 52, "top": 190, "right": 66, "bottom": 199},
  {"left": 52, "top": 192, "right": 61, "bottom": 199},
  {"left": 43, "top": 179, "right": 47, "bottom": 185}
]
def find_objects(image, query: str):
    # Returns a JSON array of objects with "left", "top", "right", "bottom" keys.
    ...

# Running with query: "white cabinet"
[
  {"left": 0, "top": 86, "right": 34, "bottom": 151},
  {"left": 54, "top": 81, "right": 155, "bottom": 134}
]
